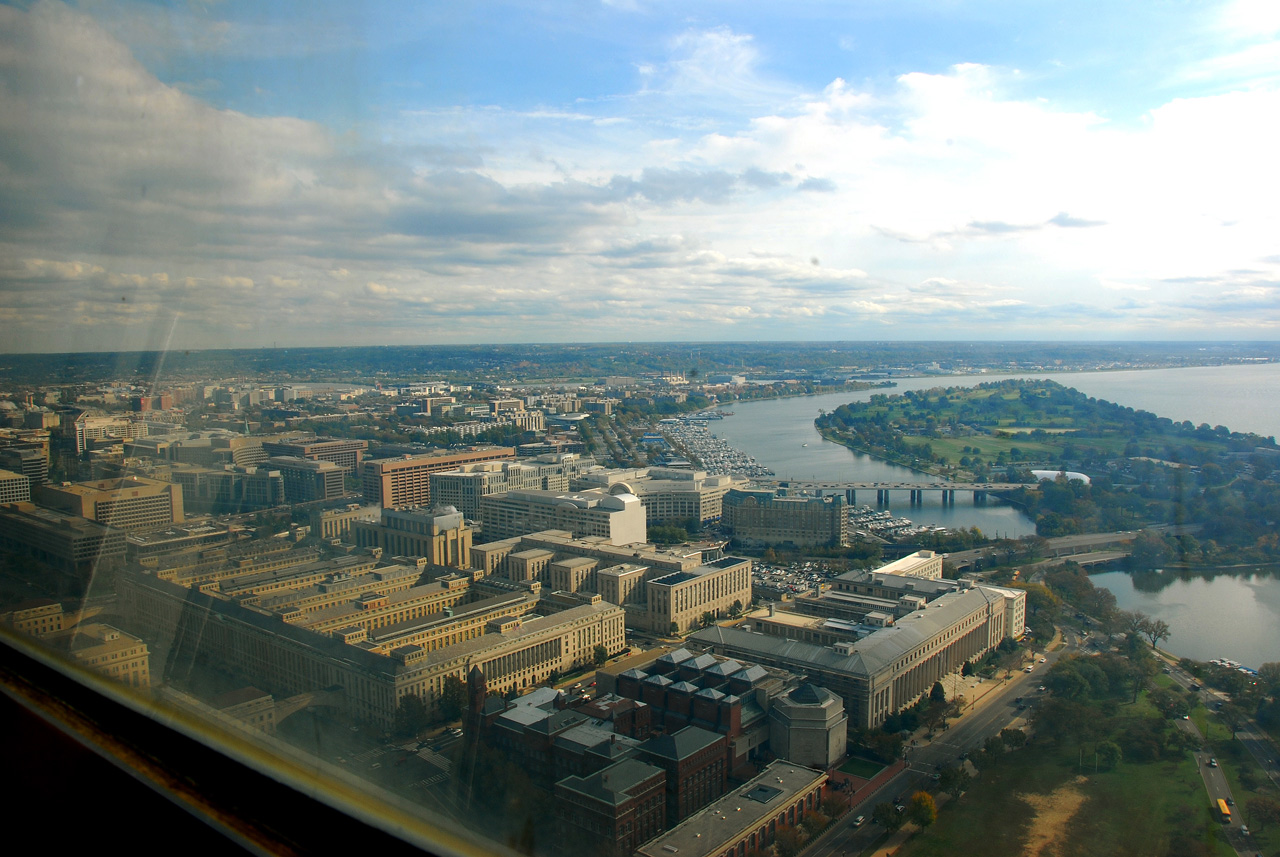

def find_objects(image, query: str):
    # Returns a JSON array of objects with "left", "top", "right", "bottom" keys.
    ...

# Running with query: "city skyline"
[{"left": 2, "top": 1, "right": 1279, "bottom": 352}]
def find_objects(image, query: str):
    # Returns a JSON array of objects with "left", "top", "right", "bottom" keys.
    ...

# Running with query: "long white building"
[
  {"left": 571, "top": 466, "right": 745, "bottom": 524},
  {"left": 479, "top": 488, "right": 646, "bottom": 545}
]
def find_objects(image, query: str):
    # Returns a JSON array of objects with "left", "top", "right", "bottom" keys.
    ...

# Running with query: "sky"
[{"left": 1, "top": 0, "right": 1279, "bottom": 352}]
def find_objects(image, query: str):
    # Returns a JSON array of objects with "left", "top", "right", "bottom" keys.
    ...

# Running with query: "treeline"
[{"left": 820, "top": 379, "right": 1278, "bottom": 449}]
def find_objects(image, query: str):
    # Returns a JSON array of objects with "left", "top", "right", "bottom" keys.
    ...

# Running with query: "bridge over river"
[{"left": 758, "top": 479, "right": 1032, "bottom": 506}]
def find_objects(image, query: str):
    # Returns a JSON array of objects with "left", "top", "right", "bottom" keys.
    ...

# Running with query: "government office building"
[{"left": 691, "top": 581, "right": 1025, "bottom": 730}]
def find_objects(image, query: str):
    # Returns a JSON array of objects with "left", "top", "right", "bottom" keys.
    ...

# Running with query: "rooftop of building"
[
  {"left": 638, "top": 725, "right": 723, "bottom": 761},
  {"left": 46, "top": 622, "right": 145, "bottom": 656},
  {"left": 493, "top": 488, "right": 641, "bottom": 511},
  {"left": 556, "top": 758, "right": 665, "bottom": 807},
  {"left": 419, "top": 600, "right": 623, "bottom": 670},
  {"left": 211, "top": 686, "right": 271, "bottom": 709},
  {"left": 0, "top": 501, "right": 120, "bottom": 535},
  {"left": 363, "top": 591, "right": 533, "bottom": 642},
  {"left": 692, "top": 585, "right": 1010, "bottom": 677},
  {"left": 40, "top": 475, "right": 171, "bottom": 496},
  {"left": 364, "top": 446, "right": 515, "bottom": 468},
  {"left": 635, "top": 761, "right": 827, "bottom": 857}
]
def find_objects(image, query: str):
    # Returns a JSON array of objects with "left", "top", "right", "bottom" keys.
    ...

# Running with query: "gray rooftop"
[
  {"left": 556, "top": 758, "right": 665, "bottom": 807},
  {"left": 639, "top": 725, "right": 723, "bottom": 761},
  {"left": 692, "top": 586, "right": 1009, "bottom": 677},
  {"left": 635, "top": 761, "right": 826, "bottom": 857}
]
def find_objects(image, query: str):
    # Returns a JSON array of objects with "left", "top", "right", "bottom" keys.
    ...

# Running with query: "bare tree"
[{"left": 1140, "top": 617, "right": 1170, "bottom": 649}]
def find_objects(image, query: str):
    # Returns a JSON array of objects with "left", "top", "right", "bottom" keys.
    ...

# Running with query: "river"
[
  {"left": 708, "top": 362, "right": 1280, "bottom": 667},
  {"left": 1090, "top": 568, "right": 1280, "bottom": 668}
]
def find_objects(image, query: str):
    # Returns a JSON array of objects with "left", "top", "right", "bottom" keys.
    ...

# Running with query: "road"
[
  {"left": 1162, "top": 662, "right": 1280, "bottom": 792},
  {"left": 806, "top": 637, "right": 1072, "bottom": 857},
  {"left": 1180, "top": 720, "right": 1254, "bottom": 857},
  {"left": 1160, "top": 658, "right": 1278, "bottom": 855}
]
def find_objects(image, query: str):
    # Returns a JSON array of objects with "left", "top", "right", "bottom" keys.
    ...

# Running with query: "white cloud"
[{"left": 2, "top": 2, "right": 1279, "bottom": 350}]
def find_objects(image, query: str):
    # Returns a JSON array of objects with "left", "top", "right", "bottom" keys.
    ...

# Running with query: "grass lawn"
[
  {"left": 895, "top": 725, "right": 1236, "bottom": 857},
  {"left": 840, "top": 756, "right": 887, "bottom": 778},
  {"left": 895, "top": 747, "right": 1234, "bottom": 857}
]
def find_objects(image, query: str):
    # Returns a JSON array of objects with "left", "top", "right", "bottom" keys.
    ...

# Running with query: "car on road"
[
  {"left": 1039, "top": 657, "right": 1047, "bottom": 663},
  {"left": 853, "top": 815, "right": 865, "bottom": 827},
  {"left": 1240, "top": 824, "right": 1249, "bottom": 836},
  {"left": 1209, "top": 758, "right": 1218, "bottom": 767}
]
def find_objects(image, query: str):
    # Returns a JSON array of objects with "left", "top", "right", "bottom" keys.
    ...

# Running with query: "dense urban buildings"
[
  {"left": 0, "top": 502, "right": 127, "bottom": 574},
  {"left": 351, "top": 505, "right": 473, "bottom": 569},
  {"left": 478, "top": 488, "right": 646, "bottom": 545},
  {"left": 260, "top": 437, "right": 368, "bottom": 472},
  {"left": 360, "top": 446, "right": 515, "bottom": 508},
  {"left": 51, "top": 622, "right": 151, "bottom": 688},
  {"left": 33, "top": 476, "right": 183, "bottom": 531},
  {"left": 266, "top": 456, "right": 346, "bottom": 503},
  {"left": 571, "top": 466, "right": 745, "bottom": 525},
  {"left": 118, "top": 548, "right": 626, "bottom": 728},
  {"left": 692, "top": 580, "right": 1025, "bottom": 729},
  {"left": 428, "top": 453, "right": 595, "bottom": 519}
]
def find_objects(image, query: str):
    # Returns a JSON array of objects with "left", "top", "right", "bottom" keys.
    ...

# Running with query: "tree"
[
  {"left": 593, "top": 643, "right": 608, "bottom": 666},
  {"left": 872, "top": 802, "right": 904, "bottom": 832},
  {"left": 394, "top": 693, "right": 430, "bottom": 738},
  {"left": 1129, "top": 530, "right": 1172, "bottom": 569},
  {"left": 1148, "top": 686, "right": 1190, "bottom": 719},
  {"left": 1000, "top": 728, "right": 1027, "bottom": 750},
  {"left": 1118, "top": 610, "right": 1147, "bottom": 638},
  {"left": 983, "top": 735, "right": 1007, "bottom": 765},
  {"left": 774, "top": 824, "right": 802, "bottom": 857},
  {"left": 908, "top": 791, "right": 937, "bottom": 828},
  {"left": 1000, "top": 647, "right": 1026, "bottom": 679},
  {"left": 930, "top": 681, "right": 947, "bottom": 704},
  {"left": 700, "top": 611, "right": 716, "bottom": 628},
  {"left": 1259, "top": 661, "right": 1280, "bottom": 693},
  {"left": 438, "top": 675, "right": 466, "bottom": 722},
  {"left": 938, "top": 765, "right": 972, "bottom": 799},
  {"left": 961, "top": 660, "right": 975, "bottom": 677},
  {"left": 800, "top": 811, "right": 829, "bottom": 836},
  {"left": 1096, "top": 740, "right": 1122, "bottom": 769},
  {"left": 669, "top": 622, "right": 679, "bottom": 635},
  {"left": 729, "top": 599, "right": 743, "bottom": 619},
  {"left": 1139, "top": 617, "right": 1171, "bottom": 649},
  {"left": 1246, "top": 796, "right": 1280, "bottom": 832}
]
